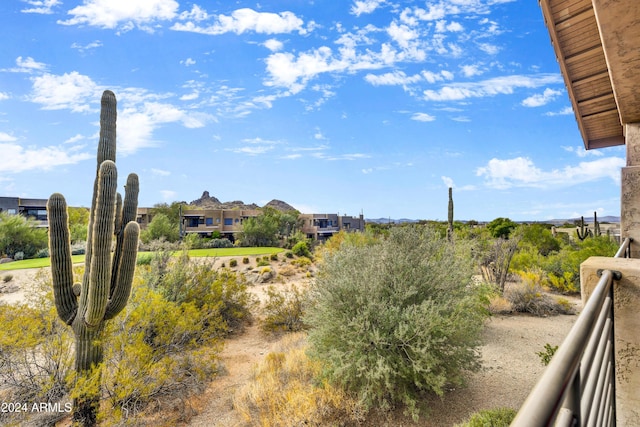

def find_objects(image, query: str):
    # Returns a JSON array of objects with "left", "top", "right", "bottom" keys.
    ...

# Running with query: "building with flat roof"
[{"left": 0, "top": 196, "right": 49, "bottom": 227}]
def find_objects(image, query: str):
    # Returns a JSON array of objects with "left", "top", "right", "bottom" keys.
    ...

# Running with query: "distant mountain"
[
  {"left": 365, "top": 218, "right": 420, "bottom": 224},
  {"left": 189, "top": 191, "right": 296, "bottom": 212},
  {"left": 545, "top": 216, "right": 620, "bottom": 225},
  {"left": 263, "top": 199, "right": 297, "bottom": 212}
]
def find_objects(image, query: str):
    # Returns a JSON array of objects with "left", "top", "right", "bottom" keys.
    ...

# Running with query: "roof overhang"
[{"left": 539, "top": 0, "right": 640, "bottom": 150}]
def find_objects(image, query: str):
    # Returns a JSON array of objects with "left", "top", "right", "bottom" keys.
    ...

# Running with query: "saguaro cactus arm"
[
  {"left": 83, "top": 160, "right": 118, "bottom": 328},
  {"left": 47, "top": 193, "right": 78, "bottom": 325},
  {"left": 110, "top": 173, "right": 139, "bottom": 299},
  {"left": 105, "top": 221, "right": 139, "bottom": 320}
]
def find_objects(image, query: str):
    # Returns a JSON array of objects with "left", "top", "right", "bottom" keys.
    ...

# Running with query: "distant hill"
[{"left": 189, "top": 191, "right": 297, "bottom": 212}]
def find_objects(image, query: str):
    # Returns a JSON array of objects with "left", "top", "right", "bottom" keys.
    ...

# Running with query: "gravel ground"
[{"left": 0, "top": 266, "right": 581, "bottom": 427}]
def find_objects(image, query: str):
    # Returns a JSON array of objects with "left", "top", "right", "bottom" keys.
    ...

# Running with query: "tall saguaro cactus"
[
  {"left": 47, "top": 90, "right": 139, "bottom": 426},
  {"left": 447, "top": 187, "right": 454, "bottom": 242}
]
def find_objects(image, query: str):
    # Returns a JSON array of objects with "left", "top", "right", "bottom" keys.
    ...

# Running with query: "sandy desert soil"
[{"left": 0, "top": 263, "right": 581, "bottom": 427}]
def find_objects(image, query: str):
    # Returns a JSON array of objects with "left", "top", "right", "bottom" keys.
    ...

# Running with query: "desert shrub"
[
  {"left": 306, "top": 226, "right": 489, "bottom": 419},
  {"left": 291, "top": 240, "right": 311, "bottom": 258},
  {"left": 262, "top": 284, "right": 308, "bottom": 333},
  {"left": 537, "top": 343, "right": 558, "bottom": 366},
  {"left": 13, "top": 251, "right": 24, "bottom": 261},
  {"left": 35, "top": 247, "right": 50, "bottom": 258},
  {"left": 234, "top": 333, "right": 364, "bottom": 426},
  {"left": 291, "top": 256, "right": 312, "bottom": 268},
  {"left": 547, "top": 271, "right": 578, "bottom": 293},
  {"left": 242, "top": 257, "right": 250, "bottom": 264},
  {"left": 204, "top": 238, "right": 233, "bottom": 248},
  {"left": 143, "top": 252, "right": 256, "bottom": 330},
  {"left": 285, "top": 251, "right": 294, "bottom": 259},
  {"left": 257, "top": 259, "right": 270, "bottom": 267},
  {"left": 455, "top": 407, "right": 517, "bottom": 427},
  {"left": 505, "top": 271, "right": 574, "bottom": 316},
  {"left": 70, "top": 241, "right": 86, "bottom": 255},
  {"left": 182, "top": 232, "right": 203, "bottom": 249},
  {"left": 102, "top": 283, "right": 222, "bottom": 421},
  {"left": 0, "top": 272, "right": 75, "bottom": 426},
  {"left": 140, "top": 213, "right": 180, "bottom": 244},
  {"left": 229, "top": 258, "right": 238, "bottom": 267},
  {"left": 270, "top": 253, "right": 278, "bottom": 261},
  {"left": 2, "top": 274, "right": 13, "bottom": 283},
  {"left": 0, "top": 211, "right": 48, "bottom": 259},
  {"left": 136, "top": 252, "right": 154, "bottom": 266},
  {"left": 278, "top": 264, "right": 297, "bottom": 277}
]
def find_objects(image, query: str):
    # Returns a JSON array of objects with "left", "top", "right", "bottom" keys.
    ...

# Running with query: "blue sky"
[{"left": 0, "top": 0, "right": 626, "bottom": 221}]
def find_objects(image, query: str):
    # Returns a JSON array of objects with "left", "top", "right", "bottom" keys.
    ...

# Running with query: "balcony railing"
[{"left": 511, "top": 237, "right": 631, "bottom": 427}]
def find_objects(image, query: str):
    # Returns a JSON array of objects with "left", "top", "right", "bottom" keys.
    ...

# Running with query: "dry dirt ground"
[{"left": 0, "top": 262, "right": 581, "bottom": 427}]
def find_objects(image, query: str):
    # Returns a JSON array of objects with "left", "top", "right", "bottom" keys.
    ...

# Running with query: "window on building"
[
  {"left": 224, "top": 218, "right": 233, "bottom": 226},
  {"left": 235, "top": 218, "right": 239, "bottom": 223},
  {"left": 206, "top": 218, "right": 213, "bottom": 226},
  {"left": 7, "top": 209, "right": 17, "bottom": 215}
]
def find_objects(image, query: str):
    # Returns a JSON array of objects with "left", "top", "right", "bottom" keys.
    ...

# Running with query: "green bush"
[
  {"left": 230, "top": 258, "right": 238, "bottom": 267},
  {"left": 270, "top": 253, "right": 278, "bottom": 261},
  {"left": 262, "top": 284, "right": 308, "bottom": 333},
  {"left": 142, "top": 252, "right": 256, "bottom": 330},
  {"left": 136, "top": 252, "right": 154, "bottom": 266},
  {"left": 242, "top": 257, "right": 250, "bottom": 264},
  {"left": 537, "top": 343, "right": 558, "bottom": 366},
  {"left": 455, "top": 408, "right": 517, "bottom": 427},
  {"left": 285, "top": 251, "right": 294, "bottom": 259},
  {"left": 257, "top": 259, "right": 270, "bottom": 267},
  {"left": 506, "top": 271, "right": 574, "bottom": 316},
  {"left": 306, "top": 226, "right": 489, "bottom": 419},
  {"left": 2, "top": 274, "right": 13, "bottom": 283},
  {"left": 291, "top": 240, "right": 311, "bottom": 258}
]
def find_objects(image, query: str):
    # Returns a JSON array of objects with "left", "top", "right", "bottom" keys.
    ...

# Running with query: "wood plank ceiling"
[{"left": 539, "top": 0, "right": 640, "bottom": 150}]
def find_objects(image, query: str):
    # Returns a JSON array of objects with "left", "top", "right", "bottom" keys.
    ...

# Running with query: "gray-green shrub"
[
  {"left": 306, "top": 226, "right": 489, "bottom": 419},
  {"left": 455, "top": 408, "right": 517, "bottom": 427}
]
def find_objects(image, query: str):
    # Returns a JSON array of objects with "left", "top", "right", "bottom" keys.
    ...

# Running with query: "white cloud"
[
  {"left": 4, "top": 56, "right": 48, "bottom": 74},
  {"left": 265, "top": 43, "right": 429, "bottom": 92},
  {"left": 281, "top": 154, "right": 302, "bottom": 160},
  {"left": 545, "top": 106, "right": 574, "bottom": 116},
  {"left": 442, "top": 176, "right": 454, "bottom": 188},
  {"left": 351, "top": 0, "right": 385, "bottom": 17},
  {"left": 71, "top": 40, "right": 103, "bottom": 52},
  {"left": 263, "top": 39, "right": 284, "bottom": 52},
  {"left": 0, "top": 142, "right": 91, "bottom": 173},
  {"left": 0, "top": 92, "right": 9, "bottom": 101},
  {"left": 64, "top": 134, "right": 85, "bottom": 144},
  {"left": 181, "top": 58, "right": 196, "bottom": 66},
  {"left": 521, "top": 88, "right": 562, "bottom": 107},
  {"left": 232, "top": 145, "right": 274, "bottom": 155},
  {"left": 364, "top": 70, "right": 423, "bottom": 86},
  {"left": 423, "top": 74, "right": 563, "bottom": 102},
  {"left": 30, "top": 72, "right": 100, "bottom": 112},
  {"left": 21, "top": 0, "right": 60, "bottom": 14},
  {"left": 460, "top": 64, "right": 483, "bottom": 77},
  {"left": 178, "top": 5, "right": 209, "bottom": 21},
  {"left": 411, "top": 112, "right": 435, "bottom": 122},
  {"left": 435, "top": 20, "right": 463, "bottom": 33},
  {"left": 313, "top": 152, "right": 370, "bottom": 161},
  {"left": 562, "top": 146, "right": 604, "bottom": 158},
  {"left": 0, "top": 132, "right": 18, "bottom": 142},
  {"left": 172, "top": 8, "right": 307, "bottom": 35},
  {"left": 58, "top": 0, "right": 179, "bottom": 32},
  {"left": 476, "top": 156, "right": 625, "bottom": 189},
  {"left": 387, "top": 22, "right": 418, "bottom": 49},
  {"left": 151, "top": 168, "right": 171, "bottom": 176}
]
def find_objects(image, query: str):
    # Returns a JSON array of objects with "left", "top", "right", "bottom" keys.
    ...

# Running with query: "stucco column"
[
  {"left": 581, "top": 257, "right": 640, "bottom": 426},
  {"left": 621, "top": 123, "right": 640, "bottom": 258}
]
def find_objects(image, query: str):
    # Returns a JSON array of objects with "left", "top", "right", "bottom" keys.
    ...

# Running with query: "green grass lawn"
[{"left": 0, "top": 247, "right": 284, "bottom": 271}]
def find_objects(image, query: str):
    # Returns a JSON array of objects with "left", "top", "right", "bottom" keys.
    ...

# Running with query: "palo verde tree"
[{"left": 47, "top": 90, "right": 139, "bottom": 426}]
